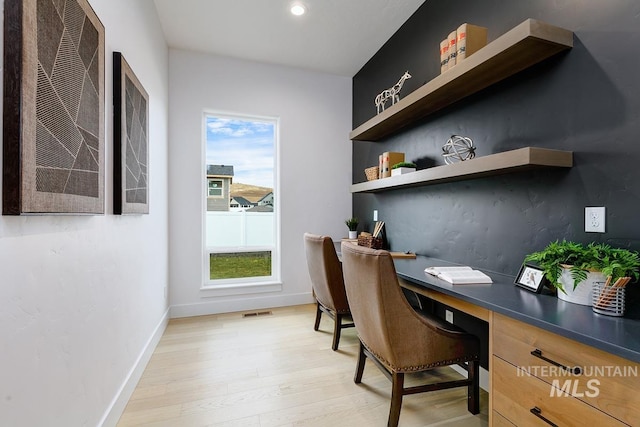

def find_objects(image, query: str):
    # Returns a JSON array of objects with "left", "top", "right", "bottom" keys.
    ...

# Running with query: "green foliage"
[
  {"left": 345, "top": 217, "right": 359, "bottom": 231},
  {"left": 209, "top": 252, "right": 271, "bottom": 280},
  {"left": 391, "top": 161, "right": 417, "bottom": 169},
  {"left": 525, "top": 240, "right": 640, "bottom": 293}
]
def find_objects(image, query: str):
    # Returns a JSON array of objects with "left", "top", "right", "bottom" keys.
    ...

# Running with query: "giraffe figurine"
[
  {"left": 389, "top": 71, "right": 412, "bottom": 105},
  {"left": 374, "top": 71, "right": 412, "bottom": 114}
]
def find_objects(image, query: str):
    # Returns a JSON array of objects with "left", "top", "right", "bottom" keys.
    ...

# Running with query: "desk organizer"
[{"left": 358, "top": 235, "right": 383, "bottom": 249}]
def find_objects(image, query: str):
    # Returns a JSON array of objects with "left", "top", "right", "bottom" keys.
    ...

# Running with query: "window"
[
  {"left": 203, "top": 113, "right": 279, "bottom": 289},
  {"left": 208, "top": 179, "right": 223, "bottom": 197}
]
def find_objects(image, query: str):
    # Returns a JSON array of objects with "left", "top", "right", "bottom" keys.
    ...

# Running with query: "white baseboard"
[
  {"left": 451, "top": 365, "right": 489, "bottom": 392},
  {"left": 98, "top": 307, "right": 170, "bottom": 427},
  {"left": 170, "top": 292, "right": 315, "bottom": 318}
]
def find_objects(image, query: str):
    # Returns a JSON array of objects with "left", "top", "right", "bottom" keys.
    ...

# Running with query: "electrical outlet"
[
  {"left": 445, "top": 310, "right": 454, "bottom": 323},
  {"left": 373, "top": 210, "right": 378, "bottom": 221},
  {"left": 585, "top": 207, "right": 606, "bottom": 233}
]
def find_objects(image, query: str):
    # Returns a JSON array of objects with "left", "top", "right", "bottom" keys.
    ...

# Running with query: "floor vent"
[{"left": 242, "top": 311, "right": 273, "bottom": 318}]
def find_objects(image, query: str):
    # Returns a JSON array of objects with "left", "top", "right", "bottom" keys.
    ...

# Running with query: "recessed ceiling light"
[{"left": 290, "top": 3, "right": 306, "bottom": 16}]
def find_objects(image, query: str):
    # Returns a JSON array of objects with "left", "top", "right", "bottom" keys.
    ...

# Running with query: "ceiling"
[{"left": 152, "top": 0, "right": 426, "bottom": 77}]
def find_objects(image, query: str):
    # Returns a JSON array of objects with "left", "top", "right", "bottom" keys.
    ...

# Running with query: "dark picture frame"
[
  {"left": 3, "top": 0, "right": 105, "bottom": 215},
  {"left": 113, "top": 52, "right": 149, "bottom": 214},
  {"left": 515, "top": 263, "right": 548, "bottom": 293}
]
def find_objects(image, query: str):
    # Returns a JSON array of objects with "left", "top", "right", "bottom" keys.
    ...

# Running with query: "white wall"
[
  {"left": 169, "top": 51, "right": 352, "bottom": 316},
  {"left": 0, "top": 1, "right": 169, "bottom": 426}
]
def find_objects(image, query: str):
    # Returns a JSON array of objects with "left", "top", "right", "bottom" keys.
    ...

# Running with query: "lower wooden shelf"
[{"left": 351, "top": 147, "right": 573, "bottom": 193}]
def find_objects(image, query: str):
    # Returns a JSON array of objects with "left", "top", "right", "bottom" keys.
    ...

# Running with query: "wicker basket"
[
  {"left": 358, "top": 235, "right": 383, "bottom": 249},
  {"left": 364, "top": 166, "right": 379, "bottom": 181}
]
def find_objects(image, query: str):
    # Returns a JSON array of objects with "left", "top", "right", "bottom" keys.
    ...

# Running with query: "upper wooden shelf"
[
  {"left": 350, "top": 19, "right": 573, "bottom": 142},
  {"left": 350, "top": 147, "right": 573, "bottom": 193}
]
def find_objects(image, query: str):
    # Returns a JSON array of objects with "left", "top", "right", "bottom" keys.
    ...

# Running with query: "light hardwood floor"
[{"left": 117, "top": 304, "right": 488, "bottom": 426}]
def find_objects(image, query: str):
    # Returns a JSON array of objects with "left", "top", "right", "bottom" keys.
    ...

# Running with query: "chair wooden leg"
[
  {"left": 332, "top": 313, "right": 342, "bottom": 351},
  {"left": 313, "top": 302, "right": 322, "bottom": 331},
  {"left": 467, "top": 360, "right": 480, "bottom": 415},
  {"left": 388, "top": 372, "right": 404, "bottom": 427},
  {"left": 354, "top": 341, "right": 366, "bottom": 383}
]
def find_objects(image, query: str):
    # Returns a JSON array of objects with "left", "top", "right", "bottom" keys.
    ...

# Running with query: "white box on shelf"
[{"left": 391, "top": 167, "right": 416, "bottom": 176}]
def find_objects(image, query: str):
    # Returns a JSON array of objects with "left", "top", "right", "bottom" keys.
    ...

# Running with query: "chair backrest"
[
  {"left": 304, "top": 233, "right": 350, "bottom": 313},
  {"left": 341, "top": 241, "right": 470, "bottom": 370}
]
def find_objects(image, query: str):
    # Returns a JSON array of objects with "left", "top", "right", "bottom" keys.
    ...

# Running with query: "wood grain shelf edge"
[
  {"left": 350, "top": 19, "right": 573, "bottom": 142},
  {"left": 350, "top": 147, "right": 573, "bottom": 193}
]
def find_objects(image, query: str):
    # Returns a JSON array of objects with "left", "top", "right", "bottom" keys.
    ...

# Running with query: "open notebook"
[{"left": 424, "top": 266, "right": 493, "bottom": 284}]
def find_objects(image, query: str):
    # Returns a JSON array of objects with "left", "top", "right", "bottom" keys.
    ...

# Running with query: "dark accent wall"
[{"left": 352, "top": 0, "right": 640, "bottom": 276}]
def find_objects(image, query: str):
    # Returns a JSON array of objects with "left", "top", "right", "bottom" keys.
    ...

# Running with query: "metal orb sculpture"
[{"left": 442, "top": 135, "right": 476, "bottom": 164}]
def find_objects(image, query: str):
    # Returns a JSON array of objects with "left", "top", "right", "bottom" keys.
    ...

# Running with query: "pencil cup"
[{"left": 592, "top": 282, "right": 625, "bottom": 317}]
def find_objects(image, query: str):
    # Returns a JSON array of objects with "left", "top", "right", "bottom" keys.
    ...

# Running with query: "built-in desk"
[{"left": 393, "top": 256, "right": 640, "bottom": 426}]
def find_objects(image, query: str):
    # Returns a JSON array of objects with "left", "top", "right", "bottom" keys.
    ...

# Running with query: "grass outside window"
[{"left": 209, "top": 251, "right": 272, "bottom": 280}]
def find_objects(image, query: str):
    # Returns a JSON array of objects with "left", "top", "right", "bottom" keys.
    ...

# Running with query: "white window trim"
[
  {"left": 201, "top": 111, "right": 281, "bottom": 294},
  {"left": 200, "top": 281, "right": 283, "bottom": 298}
]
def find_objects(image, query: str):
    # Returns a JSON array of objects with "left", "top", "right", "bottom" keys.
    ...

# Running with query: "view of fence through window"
[{"left": 204, "top": 114, "right": 277, "bottom": 283}]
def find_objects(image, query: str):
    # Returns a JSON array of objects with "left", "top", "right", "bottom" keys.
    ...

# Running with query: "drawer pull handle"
[
  {"left": 530, "top": 407, "right": 559, "bottom": 426},
  {"left": 531, "top": 349, "right": 582, "bottom": 375}
]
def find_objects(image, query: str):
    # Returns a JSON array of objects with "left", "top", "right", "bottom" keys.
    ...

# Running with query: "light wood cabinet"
[
  {"left": 492, "top": 313, "right": 640, "bottom": 425},
  {"left": 492, "top": 411, "right": 516, "bottom": 426},
  {"left": 493, "top": 356, "right": 624, "bottom": 426}
]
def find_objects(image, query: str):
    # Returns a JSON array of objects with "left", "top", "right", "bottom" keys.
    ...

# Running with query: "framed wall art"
[
  {"left": 514, "top": 263, "right": 548, "bottom": 293},
  {"left": 3, "top": 0, "right": 105, "bottom": 215},
  {"left": 113, "top": 52, "right": 149, "bottom": 214}
]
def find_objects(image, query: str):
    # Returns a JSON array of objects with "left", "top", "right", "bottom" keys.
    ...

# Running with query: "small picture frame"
[{"left": 515, "top": 263, "right": 547, "bottom": 293}]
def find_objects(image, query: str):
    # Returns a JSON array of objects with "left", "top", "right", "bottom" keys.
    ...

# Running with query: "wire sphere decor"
[{"left": 442, "top": 135, "right": 476, "bottom": 164}]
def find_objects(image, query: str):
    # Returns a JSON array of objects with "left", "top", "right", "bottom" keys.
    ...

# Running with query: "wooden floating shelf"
[
  {"left": 350, "top": 147, "right": 573, "bottom": 193},
  {"left": 350, "top": 19, "right": 573, "bottom": 142}
]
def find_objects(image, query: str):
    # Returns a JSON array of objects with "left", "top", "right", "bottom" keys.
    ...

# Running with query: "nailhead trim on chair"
[
  {"left": 360, "top": 339, "right": 479, "bottom": 373},
  {"left": 316, "top": 298, "right": 350, "bottom": 315}
]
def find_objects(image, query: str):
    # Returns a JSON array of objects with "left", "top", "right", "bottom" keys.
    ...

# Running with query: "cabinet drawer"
[
  {"left": 493, "top": 313, "right": 640, "bottom": 424},
  {"left": 493, "top": 356, "right": 624, "bottom": 426},
  {"left": 493, "top": 410, "right": 516, "bottom": 426}
]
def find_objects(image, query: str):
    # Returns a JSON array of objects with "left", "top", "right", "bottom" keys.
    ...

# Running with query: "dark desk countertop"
[{"left": 394, "top": 256, "right": 640, "bottom": 364}]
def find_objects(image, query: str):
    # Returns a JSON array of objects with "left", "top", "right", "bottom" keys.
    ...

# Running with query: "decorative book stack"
[
  {"left": 440, "top": 23, "right": 487, "bottom": 73},
  {"left": 439, "top": 39, "right": 449, "bottom": 73},
  {"left": 381, "top": 152, "right": 405, "bottom": 178},
  {"left": 424, "top": 266, "right": 493, "bottom": 284},
  {"left": 447, "top": 30, "right": 457, "bottom": 68},
  {"left": 457, "top": 23, "right": 488, "bottom": 62}
]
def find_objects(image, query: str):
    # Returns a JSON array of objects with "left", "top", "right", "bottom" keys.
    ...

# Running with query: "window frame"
[
  {"left": 207, "top": 179, "right": 224, "bottom": 198},
  {"left": 201, "top": 111, "right": 281, "bottom": 294}
]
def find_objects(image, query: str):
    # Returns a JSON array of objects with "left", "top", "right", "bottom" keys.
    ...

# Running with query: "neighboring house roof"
[
  {"left": 247, "top": 205, "right": 273, "bottom": 212},
  {"left": 231, "top": 196, "right": 254, "bottom": 206},
  {"left": 207, "top": 164, "right": 234, "bottom": 177},
  {"left": 257, "top": 192, "right": 273, "bottom": 202}
]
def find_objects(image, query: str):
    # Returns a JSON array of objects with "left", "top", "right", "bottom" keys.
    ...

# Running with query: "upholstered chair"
[
  {"left": 340, "top": 242, "right": 480, "bottom": 427},
  {"left": 303, "top": 233, "right": 354, "bottom": 350}
]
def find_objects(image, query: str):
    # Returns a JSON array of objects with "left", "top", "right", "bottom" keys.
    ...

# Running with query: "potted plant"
[
  {"left": 391, "top": 161, "right": 417, "bottom": 177},
  {"left": 345, "top": 217, "right": 359, "bottom": 239},
  {"left": 525, "top": 240, "right": 640, "bottom": 311}
]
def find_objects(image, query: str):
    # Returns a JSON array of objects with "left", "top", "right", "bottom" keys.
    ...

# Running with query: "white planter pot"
[
  {"left": 557, "top": 267, "right": 606, "bottom": 306},
  {"left": 391, "top": 167, "right": 416, "bottom": 177},
  {"left": 348, "top": 230, "right": 357, "bottom": 239}
]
